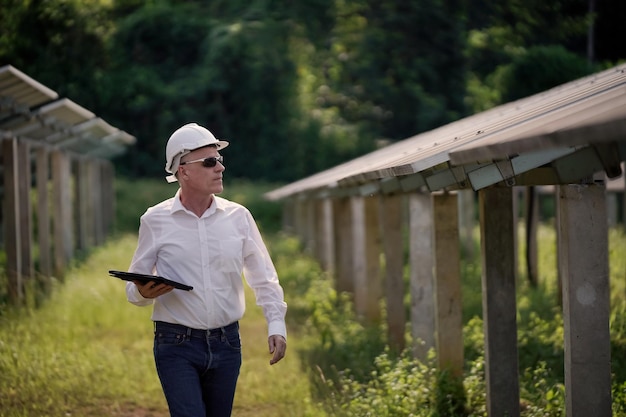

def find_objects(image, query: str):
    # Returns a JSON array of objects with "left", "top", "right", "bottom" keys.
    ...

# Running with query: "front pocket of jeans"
[
  {"left": 224, "top": 331, "right": 242, "bottom": 350},
  {"left": 155, "top": 332, "right": 186, "bottom": 346}
]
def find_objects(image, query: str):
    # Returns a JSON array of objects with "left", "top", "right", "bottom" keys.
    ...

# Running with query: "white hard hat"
[{"left": 164, "top": 123, "right": 229, "bottom": 183}]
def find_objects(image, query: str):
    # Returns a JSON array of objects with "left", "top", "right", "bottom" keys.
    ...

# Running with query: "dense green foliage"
[
  {"left": 277, "top": 226, "right": 626, "bottom": 416},
  {"left": 2, "top": 0, "right": 624, "bottom": 182}
]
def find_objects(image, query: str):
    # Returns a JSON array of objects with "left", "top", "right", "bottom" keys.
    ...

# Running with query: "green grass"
[
  {"left": 0, "top": 234, "right": 163, "bottom": 416},
  {"left": 0, "top": 233, "right": 327, "bottom": 417}
]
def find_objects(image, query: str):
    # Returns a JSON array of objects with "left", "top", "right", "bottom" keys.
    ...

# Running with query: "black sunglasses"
[{"left": 180, "top": 155, "right": 224, "bottom": 168}]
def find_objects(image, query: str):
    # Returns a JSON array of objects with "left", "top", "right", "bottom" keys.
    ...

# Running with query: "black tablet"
[{"left": 109, "top": 270, "right": 193, "bottom": 291}]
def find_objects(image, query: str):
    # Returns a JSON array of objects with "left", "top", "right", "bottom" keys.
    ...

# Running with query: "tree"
[
  {"left": 463, "top": 0, "right": 603, "bottom": 111},
  {"left": 2, "top": 0, "right": 624, "bottom": 182},
  {"left": 497, "top": 45, "right": 595, "bottom": 103},
  {"left": 104, "top": 0, "right": 340, "bottom": 181},
  {"left": 99, "top": 1, "right": 212, "bottom": 177},
  {"left": 0, "top": 0, "right": 112, "bottom": 109},
  {"left": 316, "top": 0, "right": 469, "bottom": 143}
]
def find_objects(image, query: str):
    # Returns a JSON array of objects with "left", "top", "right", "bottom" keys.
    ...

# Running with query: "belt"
[{"left": 154, "top": 321, "right": 239, "bottom": 339}]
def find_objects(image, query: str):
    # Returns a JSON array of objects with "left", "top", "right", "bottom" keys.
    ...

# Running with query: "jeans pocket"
[
  {"left": 155, "top": 331, "right": 186, "bottom": 346},
  {"left": 223, "top": 330, "right": 242, "bottom": 350}
]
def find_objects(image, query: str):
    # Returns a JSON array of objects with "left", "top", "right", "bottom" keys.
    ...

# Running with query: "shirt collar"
[{"left": 170, "top": 189, "right": 224, "bottom": 217}]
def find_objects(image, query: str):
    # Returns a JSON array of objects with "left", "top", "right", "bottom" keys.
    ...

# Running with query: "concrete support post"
[
  {"left": 313, "top": 200, "right": 324, "bottom": 265},
  {"left": 558, "top": 184, "right": 612, "bottom": 417},
  {"left": 333, "top": 197, "right": 354, "bottom": 294},
  {"left": 281, "top": 199, "right": 295, "bottom": 234},
  {"left": 76, "top": 159, "right": 91, "bottom": 251},
  {"left": 92, "top": 160, "right": 104, "bottom": 245},
  {"left": 293, "top": 198, "right": 307, "bottom": 245},
  {"left": 457, "top": 189, "right": 475, "bottom": 259},
  {"left": 36, "top": 147, "right": 52, "bottom": 281},
  {"left": 3, "top": 138, "right": 22, "bottom": 304},
  {"left": 305, "top": 200, "right": 316, "bottom": 254},
  {"left": 379, "top": 193, "right": 406, "bottom": 351},
  {"left": 17, "top": 140, "right": 33, "bottom": 280},
  {"left": 479, "top": 187, "right": 520, "bottom": 417},
  {"left": 316, "top": 198, "right": 335, "bottom": 273},
  {"left": 51, "top": 150, "right": 73, "bottom": 277},
  {"left": 351, "top": 195, "right": 382, "bottom": 323},
  {"left": 408, "top": 193, "right": 435, "bottom": 360},
  {"left": 433, "top": 193, "right": 463, "bottom": 377}
]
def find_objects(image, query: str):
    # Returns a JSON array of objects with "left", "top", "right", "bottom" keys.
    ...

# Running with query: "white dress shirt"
[{"left": 126, "top": 190, "right": 287, "bottom": 339}]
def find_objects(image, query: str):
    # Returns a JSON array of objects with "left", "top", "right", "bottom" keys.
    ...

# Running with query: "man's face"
[{"left": 178, "top": 146, "right": 225, "bottom": 195}]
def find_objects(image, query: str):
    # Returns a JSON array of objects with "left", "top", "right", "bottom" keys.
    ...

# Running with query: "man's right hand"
[{"left": 134, "top": 280, "right": 174, "bottom": 298}]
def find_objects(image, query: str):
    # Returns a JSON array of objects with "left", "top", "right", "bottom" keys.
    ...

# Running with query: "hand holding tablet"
[{"left": 109, "top": 270, "right": 193, "bottom": 291}]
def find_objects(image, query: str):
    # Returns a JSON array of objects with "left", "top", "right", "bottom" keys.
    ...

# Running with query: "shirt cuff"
[
  {"left": 126, "top": 281, "right": 153, "bottom": 306},
  {"left": 268, "top": 320, "right": 287, "bottom": 340}
]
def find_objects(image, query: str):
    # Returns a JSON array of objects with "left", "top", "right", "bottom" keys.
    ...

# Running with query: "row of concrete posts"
[
  {"left": 2, "top": 136, "right": 115, "bottom": 305},
  {"left": 283, "top": 183, "right": 611, "bottom": 417}
]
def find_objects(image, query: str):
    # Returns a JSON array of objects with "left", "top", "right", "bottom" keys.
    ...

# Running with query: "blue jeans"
[{"left": 153, "top": 321, "right": 242, "bottom": 417}]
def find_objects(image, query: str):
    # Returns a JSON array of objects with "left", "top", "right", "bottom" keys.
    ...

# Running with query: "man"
[{"left": 126, "top": 123, "right": 287, "bottom": 417}]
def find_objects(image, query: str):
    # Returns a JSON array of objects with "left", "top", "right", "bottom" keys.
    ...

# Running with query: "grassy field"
[
  {"left": 0, "top": 233, "right": 326, "bottom": 417},
  {"left": 2, "top": 177, "right": 626, "bottom": 416}
]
